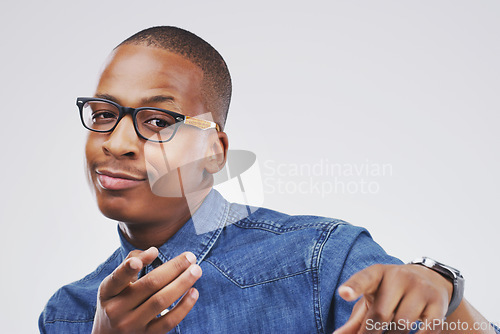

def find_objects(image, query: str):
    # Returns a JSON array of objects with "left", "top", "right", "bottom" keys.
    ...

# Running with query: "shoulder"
[
  {"left": 228, "top": 202, "right": 350, "bottom": 233},
  {"left": 229, "top": 204, "right": 400, "bottom": 263},
  {"left": 39, "top": 248, "right": 123, "bottom": 330},
  {"left": 224, "top": 203, "right": 372, "bottom": 253},
  {"left": 206, "top": 203, "right": 378, "bottom": 287}
]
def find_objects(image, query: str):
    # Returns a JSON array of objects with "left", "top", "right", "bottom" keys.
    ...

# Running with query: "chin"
[{"left": 97, "top": 196, "right": 146, "bottom": 224}]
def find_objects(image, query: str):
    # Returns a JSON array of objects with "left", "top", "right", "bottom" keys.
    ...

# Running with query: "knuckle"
[
  {"left": 357, "top": 269, "right": 373, "bottom": 284},
  {"left": 412, "top": 276, "right": 425, "bottom": 287},
  {"left": 97, "top": 283, "right": 106, "bottom": 300},
  {"left": 371, "top": 263, "right": 385, "bottom": 273},
  {"left": 104, "top": 301, "right": 120, "bottom": 320},
  {"left": 109, "top": 266, "right": 127, "bottom": 285},
  {"left": 372, "top": 306, "right": 392, "bottom": 323},
  {"left": 160, "top": 313, "right": 182, "bottom": 332},
  {"left": 425, "top": 317, "right": 445, "bottom": 334},
  {"left": 162, "top": 314, "right": 178, "bottom": 331},
  {"left": 112, "top": 322, "right": 126, "bottom": 332},
  {"left": 171, "top": 257, "right": 188, "bottom": 273},
  {"left": 114, "top": 319, "right": 129, "bottom": 332},
  {"left": 428, "top": 314, "right": 444, "bottom": 323},
  {"left": 396, "top": 315, "right": 411, "bottom": 325},
  {"left": 397, "top": 265, "right": 411, "bottom": 276},
  {"left": 143, "top": 274, "right": 161, "bottom": 291},
  {"left": 126, "top": 250, "right": 141, "bottom": 259},
  {"left": 429, "top": 300, "right": 448, "bottom": 317},
  {"left": 393, "top": 265, "right": 414, "bottom": 281},
  {"left": 415, "top": 279, "right": 435, "bottom": 295},
  {"left": 108, "top": 267, "right": 120, "bottom": 285},
  {"left": 115, "top": 320, "right": 134, "bottom": 334},
  {"left": 109, "top": 270, "right": 119, "bottom": 283},
  {"left": 151, "top": 294, "right": 170, "bottom": 312}
]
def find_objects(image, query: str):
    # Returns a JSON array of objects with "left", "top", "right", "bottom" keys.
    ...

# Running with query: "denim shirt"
[{"left": 41, "top": 189, "right": 455, "bottom": 333}]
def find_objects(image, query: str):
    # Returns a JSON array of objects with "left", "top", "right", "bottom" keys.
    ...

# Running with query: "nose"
[{"left": 102, "top": 115, "right": 141, "bottom": 159}]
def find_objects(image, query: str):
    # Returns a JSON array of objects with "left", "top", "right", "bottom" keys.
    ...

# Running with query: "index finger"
[
  {"left": 129, "top": 251, "right": 198, "bottom": 306},
  {"left": 99, "top": 247, "right": 159, "bottom": 300},
  {"left": 338, "top": 264, "right": 386, "bottom": 302}
]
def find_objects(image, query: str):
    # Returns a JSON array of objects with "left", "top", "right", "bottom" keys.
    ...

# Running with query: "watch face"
[
  {"left": 413, "top": 257, "right": 462, "bottom": 279},
  {"left": 424, "top": 258, "right": 437, "bottom": 267},
  {"left": 434, "top": 259, "right": 461, "bottom": 275}
]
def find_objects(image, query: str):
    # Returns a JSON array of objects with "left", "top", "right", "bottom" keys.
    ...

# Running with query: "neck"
[{"left": 118, "top": 187, "right": 211, "bottom": 250}]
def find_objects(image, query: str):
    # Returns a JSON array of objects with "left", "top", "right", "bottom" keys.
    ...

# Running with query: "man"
[{"left": 39, "top": 26, "right": 497, "bottom": 334}]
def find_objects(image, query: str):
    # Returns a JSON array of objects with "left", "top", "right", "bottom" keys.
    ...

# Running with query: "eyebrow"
[
  {"left": 93, "top": 93, "right": 176, "bottom": 106},
  {"left": 94, "top": 93, "right": 120, "bottom": 103},
  {"left": 141, "top": 95, "right": 175, "bottom": 105}
]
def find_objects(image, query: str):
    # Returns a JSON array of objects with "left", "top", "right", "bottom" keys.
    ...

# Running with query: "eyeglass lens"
[{"left": 81, "top": 100, "right": 179, "bottom": 142}]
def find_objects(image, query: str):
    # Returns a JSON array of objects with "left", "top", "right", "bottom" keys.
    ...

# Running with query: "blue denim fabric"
[{"left": 40, "top": 189, "right": 493, "bottom": 333}]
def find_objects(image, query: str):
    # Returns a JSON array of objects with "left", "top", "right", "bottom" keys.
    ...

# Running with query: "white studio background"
[{"left": 0, "top": 1, "right": 498, "bottom": 333}]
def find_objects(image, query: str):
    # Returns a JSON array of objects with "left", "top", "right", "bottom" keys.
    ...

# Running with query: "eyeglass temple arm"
[{"left": 184, "top": 116, "right": 220, "bottom": 131}]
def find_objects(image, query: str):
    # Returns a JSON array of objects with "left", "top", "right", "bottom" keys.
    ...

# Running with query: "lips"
[{"left": 96, "top": 170, "right": 146, "bottom": 190}]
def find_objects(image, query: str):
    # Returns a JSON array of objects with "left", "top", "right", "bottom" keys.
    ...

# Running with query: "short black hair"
[{"left": 118, "top": 26, "right": 232, "bottom": 131}]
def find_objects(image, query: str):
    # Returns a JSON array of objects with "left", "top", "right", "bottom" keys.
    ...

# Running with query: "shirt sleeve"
[
  {"left": 335, "top": 229, "right": 403, "bottom": 329},
  {"left": 38, "top": 310, "right": 47, "bottom": 334},
  {"left": 319, "top": 224, "right": 498, "bottom": 334},
  {"left": 318, "top": 223, "right": 403, "bottom": 333}
]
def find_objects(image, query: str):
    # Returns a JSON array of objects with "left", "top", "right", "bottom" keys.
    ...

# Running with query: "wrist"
[{"left": 409, "top": 257, "right": 465, "bottom": 317}]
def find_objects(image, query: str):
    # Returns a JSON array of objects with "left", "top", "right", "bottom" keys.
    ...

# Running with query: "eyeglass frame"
[{"left": 77, "top": 97, "right": 220, "bottom": 143}]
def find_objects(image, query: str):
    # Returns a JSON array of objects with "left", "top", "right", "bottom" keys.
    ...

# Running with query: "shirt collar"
[{"left": 118, "top": 188, "right": 229, "bottom": 266}]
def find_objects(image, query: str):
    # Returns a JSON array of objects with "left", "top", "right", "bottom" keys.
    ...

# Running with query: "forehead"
[{"left": 96, "top": 44, "right": 205, "bottom": 115}]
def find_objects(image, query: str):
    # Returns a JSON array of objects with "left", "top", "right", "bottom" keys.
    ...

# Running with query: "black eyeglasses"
[{"left": 77, "top": 97, "right": 220, "bottom": 143}]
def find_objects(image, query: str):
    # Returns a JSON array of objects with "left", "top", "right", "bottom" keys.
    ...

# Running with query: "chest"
[{"left": 174, "top": 260, "right": 320, "bottom": 334}]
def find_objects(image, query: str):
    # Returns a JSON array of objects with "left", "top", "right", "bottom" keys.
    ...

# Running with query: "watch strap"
[{"left": 447, "top": 273, "right": 465, "bottom": 317}]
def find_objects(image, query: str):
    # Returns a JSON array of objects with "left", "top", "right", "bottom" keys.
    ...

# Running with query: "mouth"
[{"left": 96, "top": 169, "right": 147, "bottom": 190}]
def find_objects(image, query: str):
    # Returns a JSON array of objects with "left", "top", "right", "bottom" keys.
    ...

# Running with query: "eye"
[
  {"left": 146, "top": 118, "right": 172, "bottom": 128},
  {"left": 91, "top": 110, "right": 118, "bottom": 124},
  {"left": 138, "top": 110, "right": 177, "bottom": 133}
]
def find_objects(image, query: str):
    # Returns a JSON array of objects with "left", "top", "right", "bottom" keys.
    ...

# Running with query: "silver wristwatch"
[{"left": 410, "top": 257, "right": 465, "bottom": 317}]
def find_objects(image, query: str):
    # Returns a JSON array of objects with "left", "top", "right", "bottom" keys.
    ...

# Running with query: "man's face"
[{"left": 85, "top": 44, "right": 219, "bottom": 225}]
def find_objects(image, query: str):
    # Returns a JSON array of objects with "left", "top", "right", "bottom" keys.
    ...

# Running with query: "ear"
[{"left": 204, "top": 130, "right": 229, "bottom": 174}]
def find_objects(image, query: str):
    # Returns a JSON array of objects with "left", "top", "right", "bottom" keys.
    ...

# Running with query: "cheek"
[
  {"left": 85, "top": 135, "right": 101, "bottom": 185},
  {"left": 85, "top": 133, "right": 103, "bottom": 160},
  {"left": 144, "top": 133, "right": 209, "bottom": 196},
  {"left": 145, "top": 132, "right": 208, "bottom": 175}
]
